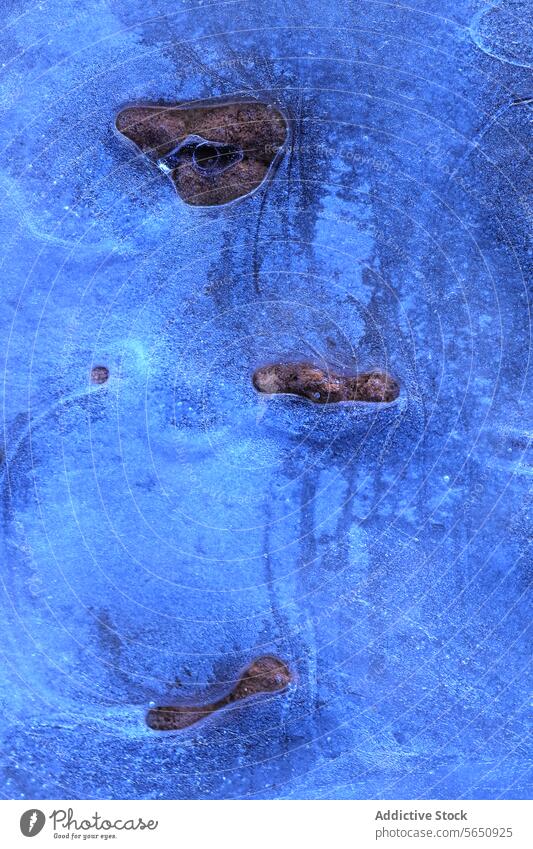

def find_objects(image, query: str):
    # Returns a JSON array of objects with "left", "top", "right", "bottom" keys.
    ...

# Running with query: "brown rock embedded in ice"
[
  {"left": 116, "top": 100, "right": 288, "bottom": 206},
  {"left": 146, "top": 655, "right": 292, "bottom": 731},
  {"left": 90, "top": 365, "right": 109, "bottom": 384}
]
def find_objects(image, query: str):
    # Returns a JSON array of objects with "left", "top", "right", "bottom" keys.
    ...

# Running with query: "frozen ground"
[{"left": 0, "top": 0, "right": 531, "bottom": 799}]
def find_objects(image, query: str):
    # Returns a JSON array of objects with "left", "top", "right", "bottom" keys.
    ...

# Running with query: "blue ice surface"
[{"left": 0, "top": 0, "right": 531, "bottom": 800}]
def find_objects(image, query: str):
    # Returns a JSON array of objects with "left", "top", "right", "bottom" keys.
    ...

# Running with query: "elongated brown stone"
[
  {"left": 253, "top": 362, "right": 399, "bottom": 403},
  {"left": 116, "top": 100, "right": 288, "bottom": 206},
  {"left": 146, "top": 655, "right": 292, "bottom": 731}
]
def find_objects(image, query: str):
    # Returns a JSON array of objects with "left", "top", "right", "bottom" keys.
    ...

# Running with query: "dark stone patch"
[
  {"left": 115, "top": 99, "right": 288, "bottom": 206},
  {"left": 146, "top": 655, "right": 292, "bottom": 731},
  {"left": 253, "top": 361, "right": 399, "bottom": 404},
  {"left": 90, "top": 366, "right": 109, "bottom": 384}
]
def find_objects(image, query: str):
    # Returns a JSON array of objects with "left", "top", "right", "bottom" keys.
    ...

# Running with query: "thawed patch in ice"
[
  {"left": 146, "top": 656, "right": 292, "bottom": 731},
  {"left": 253, "top": 361, "right": 399, "bottom": 404},
  {"left": 116, "top": 99, "right": 288, "bottom": 206}
]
